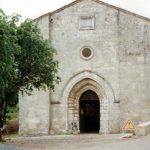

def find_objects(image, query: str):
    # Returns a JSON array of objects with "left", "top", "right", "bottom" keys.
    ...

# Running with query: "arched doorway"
[
  {"left": 79, "top": 90, "right": 100, "bottom": 133},
  {"left": 64, "top": 72, "right": 116, "bottom": 134}
]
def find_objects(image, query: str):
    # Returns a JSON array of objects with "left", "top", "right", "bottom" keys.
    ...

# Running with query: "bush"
[{"left": 6, "top": 104, "right": 19, "bottom": 121}]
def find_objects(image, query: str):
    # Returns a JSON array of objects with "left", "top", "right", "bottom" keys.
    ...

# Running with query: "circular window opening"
[
  {"left": 81, "top": 47, "right": 93, "bottom": 60},
  {"left": 82, "top": 48, "right": 91, "bottom": 58}
]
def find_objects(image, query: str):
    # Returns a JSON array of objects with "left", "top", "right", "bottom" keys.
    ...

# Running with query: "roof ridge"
[
  {"left": 35, "top": 0, "right": 150, "bottom": 22},
  {"left": 93, "top": 0, "right": 150, "bottom": 22}
]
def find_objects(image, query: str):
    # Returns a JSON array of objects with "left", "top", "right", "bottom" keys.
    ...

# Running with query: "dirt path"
[{"left": 3, "top": 134, "right": 150, "bottom": 150}]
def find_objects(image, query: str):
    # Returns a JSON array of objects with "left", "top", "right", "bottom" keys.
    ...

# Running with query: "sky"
[{"left": 0, "top": 0, "right": 150, "bottom": 20}]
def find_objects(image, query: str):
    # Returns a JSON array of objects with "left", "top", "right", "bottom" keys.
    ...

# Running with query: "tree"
[
  {"left": 0, "top": 9, "right": 20, "bottom": 141},
  {"left": 0, "top": 10, "right": 60, "bottom": 142}
]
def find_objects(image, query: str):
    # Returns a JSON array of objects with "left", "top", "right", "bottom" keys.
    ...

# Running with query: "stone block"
[{"left": 135, "top": 121, "right": 150, "bottom": 136}]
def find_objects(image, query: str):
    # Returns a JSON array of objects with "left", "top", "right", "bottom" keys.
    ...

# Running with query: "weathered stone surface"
[
  {"left": 19, "top": 89, "right": 50, "bottom": 135},
  {"left": 19, "top": 0, "right": 150, "bottom": 135}
]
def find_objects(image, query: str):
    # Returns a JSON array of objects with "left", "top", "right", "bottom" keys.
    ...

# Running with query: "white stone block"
[{"left": 135, "top": 121, "right": 150, "bottom": 136}]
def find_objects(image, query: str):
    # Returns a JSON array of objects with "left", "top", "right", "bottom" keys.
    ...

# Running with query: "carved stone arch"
[
  {"left": 62, "top": 71, "right": 115, "bottom": 134},
  {"left": 69, "top": 79, "right": 105, "bottom": 104}
]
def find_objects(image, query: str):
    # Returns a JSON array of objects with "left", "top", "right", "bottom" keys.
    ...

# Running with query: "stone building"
[{"left": 19, "top": 0, "right": 150, "bottom": 135}]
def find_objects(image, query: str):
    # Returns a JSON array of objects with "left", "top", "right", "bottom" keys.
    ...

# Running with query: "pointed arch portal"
[{"left": 62, "top": 71, "right": 115, "bottom": 134}]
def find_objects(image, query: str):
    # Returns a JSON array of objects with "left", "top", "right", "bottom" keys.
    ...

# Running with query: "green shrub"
[{"left": 6, "top": 104, "right": 19, "bottom": 121}]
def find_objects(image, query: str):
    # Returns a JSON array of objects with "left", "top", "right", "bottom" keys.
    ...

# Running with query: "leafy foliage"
[
  {"left": 16, "top": 19, "right": 60, "bottom": 93},
  {"left": 0, "top": 9, "right": 19, "bottom": 99},
  {"left": 0, "top": 9, "right": 60, "bottom": 141},
  {"left": 6, "top": 105, "right": 19, "bottom": 121}
]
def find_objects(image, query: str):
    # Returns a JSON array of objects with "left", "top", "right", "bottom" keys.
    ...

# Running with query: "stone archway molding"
[
  {"left": 62, "top": 71, "right": 115, "bottom": 104},
  {"left": 62, "top": 71, "right": 115, "bottom": 134}
]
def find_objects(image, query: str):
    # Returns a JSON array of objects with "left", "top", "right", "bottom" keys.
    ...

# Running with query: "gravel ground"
[
  {"left": 0, "top": 144, "right": 22, "bottom": 150},
  {"left": 1, "top": 134, "right": 150, "bottom": 150}
]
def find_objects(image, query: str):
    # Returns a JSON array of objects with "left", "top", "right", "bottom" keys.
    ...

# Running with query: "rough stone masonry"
[{"left": 19, "top": 0, "right": 150, "bottom": 135}]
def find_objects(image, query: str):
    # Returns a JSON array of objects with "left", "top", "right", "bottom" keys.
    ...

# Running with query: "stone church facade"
[{"left": 19, "top": 0, "right": 150, "bottom": 135}]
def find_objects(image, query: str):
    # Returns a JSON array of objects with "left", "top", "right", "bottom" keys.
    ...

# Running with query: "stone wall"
[
  {"left": 19, "top": 15, "right": 51, "bottom": 135},
  {"left": 19, "top": 0, "right": 150, "bottom": 135},
  {"left": 19, "top": 89, "right": 50, "bottom": 135},
  {"left": 118, "top": 12, "right": 150, "bottom": 127},
  {"left": 49, "top": 0, "right": 150, "bottom": 133},
  {"left": 49, "top": 0, "right": 121, "bottom": 133}
]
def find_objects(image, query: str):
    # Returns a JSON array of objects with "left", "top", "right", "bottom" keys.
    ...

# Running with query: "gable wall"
[
  {"left": 49, "top": 0, "right": 121, "bottom": 133},
  {"left": 48, "top": 0, "right": 150, "bottom": 133},
  {"left": 19, "top": 0, "right": 150, "bottom": 135}
]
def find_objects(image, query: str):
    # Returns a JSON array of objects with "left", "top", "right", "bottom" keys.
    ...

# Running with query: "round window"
[
  {"left": 81, "top": 47, "right": 93, "bottom": 60},
  {"left": 82, "top": 48, "right": 91, "bottom": 58}
]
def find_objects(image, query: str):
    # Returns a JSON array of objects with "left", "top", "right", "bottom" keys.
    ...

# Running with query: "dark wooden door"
[{"left": 79, "top": 90, "right": 100, "bottom": 133}]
